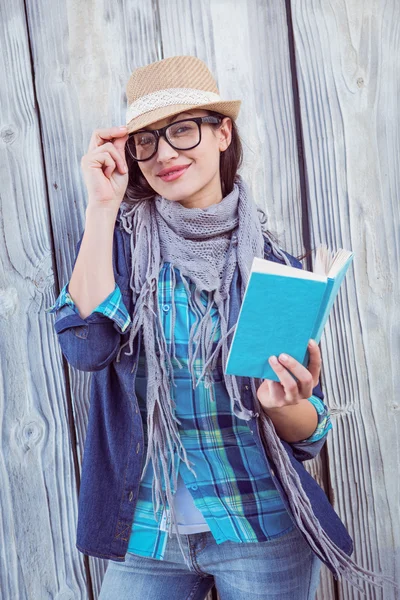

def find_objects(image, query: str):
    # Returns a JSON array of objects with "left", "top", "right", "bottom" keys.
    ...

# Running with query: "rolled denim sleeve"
[
  {"left": 45, "top": 223, "right": 133, "bottom": 372},
  {"left": 45, "top": 281, "right": 132, "bottom": 333}
]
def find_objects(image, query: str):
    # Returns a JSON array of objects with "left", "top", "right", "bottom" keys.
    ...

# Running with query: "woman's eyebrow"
[
  {"left": 168, "top": 111, "right": 193, "bottom": 123},
  {"left": 147, "top": 112, "right": 194, "bottom": 131}
]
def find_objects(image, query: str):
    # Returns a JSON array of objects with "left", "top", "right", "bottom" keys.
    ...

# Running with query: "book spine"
[{"left": 309, "top": 278, "right": 335, "bottom": 344}]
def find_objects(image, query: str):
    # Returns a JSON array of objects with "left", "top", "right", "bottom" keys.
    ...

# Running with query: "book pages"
[{"left": 313, "top": 244, "right": 354, "bottom": 278}]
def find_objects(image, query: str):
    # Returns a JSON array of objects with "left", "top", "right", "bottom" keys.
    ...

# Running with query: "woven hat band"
[{"left": 126, "top": 88, "right": 222, "bottom": 123}]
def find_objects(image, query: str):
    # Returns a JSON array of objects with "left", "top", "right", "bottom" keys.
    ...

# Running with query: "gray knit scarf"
[{"left": 116, "top": 175, "right": 397, "bottom": 593}]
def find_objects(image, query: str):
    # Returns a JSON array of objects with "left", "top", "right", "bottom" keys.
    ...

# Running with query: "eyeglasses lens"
[{"left": 127, "top": 120, "right": 200, "bottom": 160}]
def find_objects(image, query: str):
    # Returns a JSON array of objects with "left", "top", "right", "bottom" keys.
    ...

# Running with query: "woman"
[{"left": 46, "top": 55, "right": 393, "bottom": 598}]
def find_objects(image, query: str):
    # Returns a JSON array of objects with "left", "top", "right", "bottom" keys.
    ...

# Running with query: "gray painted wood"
[
  {"left": 291, "top": 1, "right": 400, "bottom": 598},
  {"left": 1, "top": 1, "right": 397, "bottom": 599},
  {"left": 0, "top": 1, "right": 87, "bottom": 598}
]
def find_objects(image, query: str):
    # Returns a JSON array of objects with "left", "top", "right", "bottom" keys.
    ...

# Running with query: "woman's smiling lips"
[{"left": 157, "top": 164, "right": 191, "bottom": 182}]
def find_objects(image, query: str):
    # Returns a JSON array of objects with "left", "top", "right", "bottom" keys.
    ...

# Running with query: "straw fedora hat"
[{"left": 125, "top": 55, "right": 242, "bottom": 134}]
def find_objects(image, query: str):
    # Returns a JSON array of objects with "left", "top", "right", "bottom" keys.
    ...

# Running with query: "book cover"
[{"left": 225, "top": 247, "right": 354, "bottom": 382}]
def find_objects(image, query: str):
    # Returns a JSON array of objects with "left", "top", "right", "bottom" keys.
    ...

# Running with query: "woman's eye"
[{"left": 137, "top": 136, "right": 153, "bottom": 146}]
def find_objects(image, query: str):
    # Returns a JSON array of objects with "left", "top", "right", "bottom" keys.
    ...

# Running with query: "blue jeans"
[{"left": 98, "top": 526, "right": 321, "bottom": 599}]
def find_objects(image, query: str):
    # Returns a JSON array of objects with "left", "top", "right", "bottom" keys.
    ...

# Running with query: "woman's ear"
[{"left": 219, "top": 117, "right": 232, "bottom": 152}]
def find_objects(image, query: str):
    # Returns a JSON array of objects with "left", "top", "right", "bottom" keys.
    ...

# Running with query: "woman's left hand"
[{"left": 256, "top": 339, "right": 322, "bottom": 411}]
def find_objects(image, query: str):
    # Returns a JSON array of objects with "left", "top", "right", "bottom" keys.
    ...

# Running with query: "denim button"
[
  {"left": 190, "top": 484, "right": 198, "bottom": 491},
  {"left": 73, "top": 324, "right": 89, "bottom": 339},
  {"left": 162, "top": 304, "right": 170, "bottom": 312}
]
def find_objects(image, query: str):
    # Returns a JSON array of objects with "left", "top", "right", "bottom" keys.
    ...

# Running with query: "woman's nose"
[{"left": 156, "top": 135, "right": 179, "bottom": 161}]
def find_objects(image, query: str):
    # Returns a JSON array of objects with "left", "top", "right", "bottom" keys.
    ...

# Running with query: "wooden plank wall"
[
  {"left": 0, "top": 1, "right": 398, "bottom": 599},
  {"left": 291, "top": 3, "right": 400, "bottom": 599}
]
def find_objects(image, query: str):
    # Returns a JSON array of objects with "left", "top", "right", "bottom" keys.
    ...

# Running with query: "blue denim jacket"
[{"left": 48, "top": 213, "right": 353, "bottom": 573}]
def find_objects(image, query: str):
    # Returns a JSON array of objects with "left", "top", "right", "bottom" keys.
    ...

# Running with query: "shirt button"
[
  {"left": 270, "top": 469, "right": 275, "bottom": 477},
  {"left": 129, "top": 491, "right": 133, "bottom": 501},
  {"left": 136, "top": 442, "right": 140, "bottom": 453},
  {"left": 162, "top": 304, "right": 170, "bottom": 312},
  {"left": 190, "top": 484, "right": 198, "bottom": 491},
  {"left": 245, "top": 385, "right": 249, "bottom": 390}
]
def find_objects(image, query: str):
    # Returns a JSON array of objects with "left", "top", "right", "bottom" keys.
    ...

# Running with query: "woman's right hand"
[{"left": 81, "top": 126, "right": 130, "bottom": 211}]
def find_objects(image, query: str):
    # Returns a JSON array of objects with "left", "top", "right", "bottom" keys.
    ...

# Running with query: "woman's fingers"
[
  {"left": 112, "top": 132, "right": 129, "bottom": 163},
  {"left": 278, "top": 342, "right": 320, "bottom": 386},
  {"left": 306, "top": 340, "right": 322, "bottom": 382},
  {"left": 91, "top": 141, "right": 128, "bottom": 175},
  {"left": 81, "top": 127, "right": 129, "bottom": 207},
  {"left": 88, "top": 126, "right": 128, "bottom": 151},
  {"left": 269, "top": 357, "right": 306, "bottom": 401},
  {"left": 268, "top": 341, "right": 321, "bottom": 400},
  {"left": 93, "top": 151, "right": 117, "bottom": 180}
]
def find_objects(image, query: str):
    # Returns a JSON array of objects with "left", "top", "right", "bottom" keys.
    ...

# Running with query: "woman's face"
[{"left": 137, "top": 109, "right": 232, "bottom": 209}]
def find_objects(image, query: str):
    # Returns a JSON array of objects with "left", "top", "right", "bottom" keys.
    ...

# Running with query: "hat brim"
[{"left": 126, "top": 100, "right": 241, "bottom": 133}]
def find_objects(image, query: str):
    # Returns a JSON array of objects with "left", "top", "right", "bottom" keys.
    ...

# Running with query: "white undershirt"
[{"left": 171, "top": 473, "right": 211, "bottom": 534}]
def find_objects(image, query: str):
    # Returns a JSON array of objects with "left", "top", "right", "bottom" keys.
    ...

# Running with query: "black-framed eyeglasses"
[{"left": 126, "top": 116, "right": 223, "bottom": 162}]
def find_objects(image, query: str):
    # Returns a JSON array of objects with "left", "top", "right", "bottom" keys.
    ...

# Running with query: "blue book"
[{"left": 225, "top": 245, "right": 354, "bottom": 382}]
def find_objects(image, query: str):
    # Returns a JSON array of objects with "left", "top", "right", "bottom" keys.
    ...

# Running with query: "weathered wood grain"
[
  {"left": 0, "top": 0, "right": 87, "bottom": 598},
  {"left": 291, "top": 1, "right": 400, "bottom": 598}
]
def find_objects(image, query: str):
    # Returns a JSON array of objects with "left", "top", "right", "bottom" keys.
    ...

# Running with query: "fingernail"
[
  {"left": 269, "top": 356, "right": 278, "bottom": 365},
  {"left": 308, "top": 339, "right": 315, "bottom": 347},
  {"left": 119, "top": 126, "right": 127, "bottom": 130},
  {"left": 279, "top": 354, "right": 289, "bottom": 362}
]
